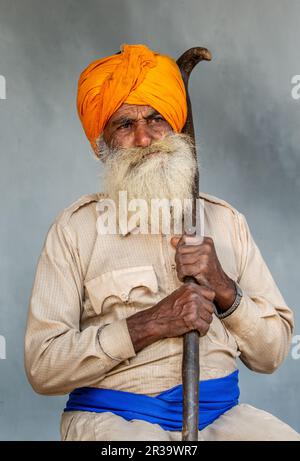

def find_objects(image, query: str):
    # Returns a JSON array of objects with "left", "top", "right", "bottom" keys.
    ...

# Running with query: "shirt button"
[
  {"left": 120, "top": 292, "right": 129, "bottom": 302},
  {"left": 171, "top": 264, "right": 176, "bottom": 270}
]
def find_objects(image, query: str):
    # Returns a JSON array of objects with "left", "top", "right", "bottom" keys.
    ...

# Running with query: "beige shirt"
[{"left": 24, "top": 192, "right": 294, "bottom": 397}]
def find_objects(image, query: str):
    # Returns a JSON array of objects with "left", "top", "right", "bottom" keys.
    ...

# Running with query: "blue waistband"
[{"left": 64, "top": 370, "right": 239, "bottom": 431}]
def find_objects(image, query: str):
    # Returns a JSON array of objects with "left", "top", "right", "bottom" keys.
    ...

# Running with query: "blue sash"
[{"left": 64, "top": 370, "right": 239, "bottom": 431}]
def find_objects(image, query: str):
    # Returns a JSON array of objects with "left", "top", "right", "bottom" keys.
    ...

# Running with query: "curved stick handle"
[
  {"left": 177, "top": 47, "right": 212, "bottom": 141},
  {"left": 176, "top": 46, "right": 212, "bottom": 441}
]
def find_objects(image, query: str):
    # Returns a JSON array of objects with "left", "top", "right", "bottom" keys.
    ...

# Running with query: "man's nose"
[{"left": 133, "top": 122, "right": 153, "bottom": 147}]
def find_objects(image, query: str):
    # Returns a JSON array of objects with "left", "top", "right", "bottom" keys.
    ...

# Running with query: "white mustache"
[{"left": 102, "top": 133, "right": 198, "bottom": 211}]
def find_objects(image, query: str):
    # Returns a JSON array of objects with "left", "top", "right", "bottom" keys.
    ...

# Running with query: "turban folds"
[{"left": 77, "top": 44, "right": 187, "bottom": 156}]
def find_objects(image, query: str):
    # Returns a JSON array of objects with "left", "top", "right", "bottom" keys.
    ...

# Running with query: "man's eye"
[
  {"left": 151, "top": 116, "right": 164, "bottom": 123},
  {"left": 118, "top": 121, "right": 132, "bottom": 130},
  {"left": 149, "top": 116, "right": 166, "bottom": 126}
]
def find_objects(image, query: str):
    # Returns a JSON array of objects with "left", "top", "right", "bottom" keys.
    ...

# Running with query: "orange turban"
[{"left": 77, "top": 44, "right": 187, "bottom": 156}]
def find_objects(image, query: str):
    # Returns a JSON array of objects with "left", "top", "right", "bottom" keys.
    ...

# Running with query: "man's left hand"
[{"left": 171, "top": 235, "right": 236, "bottom": 312}]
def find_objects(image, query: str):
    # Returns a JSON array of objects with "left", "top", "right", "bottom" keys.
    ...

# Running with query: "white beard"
[{"left": 102, "top": 133, "right": 197, "bottom": 210}]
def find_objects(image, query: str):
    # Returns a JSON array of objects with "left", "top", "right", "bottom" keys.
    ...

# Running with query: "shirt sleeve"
[
  {"left": 222, "top": 212, "right": 294, "bottom": 373},
  {"left": 24, "top": 221, "right": 136, "bottom": 396}
]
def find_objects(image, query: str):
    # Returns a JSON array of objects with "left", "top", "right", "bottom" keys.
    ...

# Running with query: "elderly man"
[{"left": 25, "top": 44, "right": 299, "bottom": 441}]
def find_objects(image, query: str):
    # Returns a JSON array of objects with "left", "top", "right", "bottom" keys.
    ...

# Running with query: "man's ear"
[{"left": 96, "top": 133, "right": 109, "bottom": 162}]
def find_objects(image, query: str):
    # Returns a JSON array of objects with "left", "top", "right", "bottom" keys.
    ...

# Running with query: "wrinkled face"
[
  {"left": 103, "top": 103, "right": 173, "bottom": 149},
  {"left": 100, "top": 103, "right": 197, "bottom": 231},
  {"left": 101, "top": 113, "right": 196, "bottom": 215}
]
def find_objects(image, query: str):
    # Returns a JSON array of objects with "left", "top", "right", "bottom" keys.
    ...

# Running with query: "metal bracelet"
[
  {"left": 216, "top": 282, "right": 243, "bottom": 319},
  {"left": 97, "top": 324, "right": 120, "bottom": 361}
]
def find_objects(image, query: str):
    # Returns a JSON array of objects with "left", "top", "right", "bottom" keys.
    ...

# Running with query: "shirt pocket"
[{"left": 85, "top": 265, "right": 160, "bottom": 316}]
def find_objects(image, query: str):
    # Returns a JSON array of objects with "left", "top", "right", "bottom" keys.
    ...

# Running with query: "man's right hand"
[{"left": 126, "top": 283, "right": 215, "bottom": 353}]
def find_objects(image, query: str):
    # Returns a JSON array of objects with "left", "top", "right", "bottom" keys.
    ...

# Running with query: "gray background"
[{"left": 0, "top": 0, "right": 299, "bottom": 440}]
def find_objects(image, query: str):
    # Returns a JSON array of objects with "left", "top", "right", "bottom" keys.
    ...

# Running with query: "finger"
[
  {"left": 178, "top": 303, "right": 213, "bottom": 334},
  {"left": 185, "top": 283, "right": 215, "bottom": 302},
  {"left": 176, "top": 252, "right": 209, "bottom": 264},
  {"left": 199, "top": 286, "right": 216, "bottom": 302},
  {"left": 181, "top": 302, "right": 212, "bottom": 330},
  {"left": 171, "top": 234, "right": 203, "bottom": 249},
  {"left": 181, "top": 234, "right": 204, "bottom": 246},
  {"left": 180, "top": 287, "right": 215, "bottom": 313},
  {"left": 199, "top": 298, "right": 215, "bottom": 316},
  {"left": 177, "top": 241, "right": 212, "bottom": 256},
  {"left": 177, "top": 264, "right": 208, "bottom": 282},
  {"left": 197, "top": 319, "right": 210, "bottom": 337},
  {"left": 170, "top": 236, "right": 181, "bottom": 248},
  {"left": 197, "top": 306, "right": 213, "bottom": 324}
]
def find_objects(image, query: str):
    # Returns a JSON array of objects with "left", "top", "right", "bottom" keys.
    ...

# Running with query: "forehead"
[{"left": 108, "top": 104, "right": 157, "bottom": 123}]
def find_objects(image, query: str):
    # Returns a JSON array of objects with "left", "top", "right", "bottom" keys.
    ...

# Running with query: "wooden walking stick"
[{"left": 176, "top": 47, "right": 212, "bottom": 441}]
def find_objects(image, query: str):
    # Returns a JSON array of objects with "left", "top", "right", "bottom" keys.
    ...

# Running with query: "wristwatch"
[{"left": 216, "top": 281, "right": 243, "bottom": 319}]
